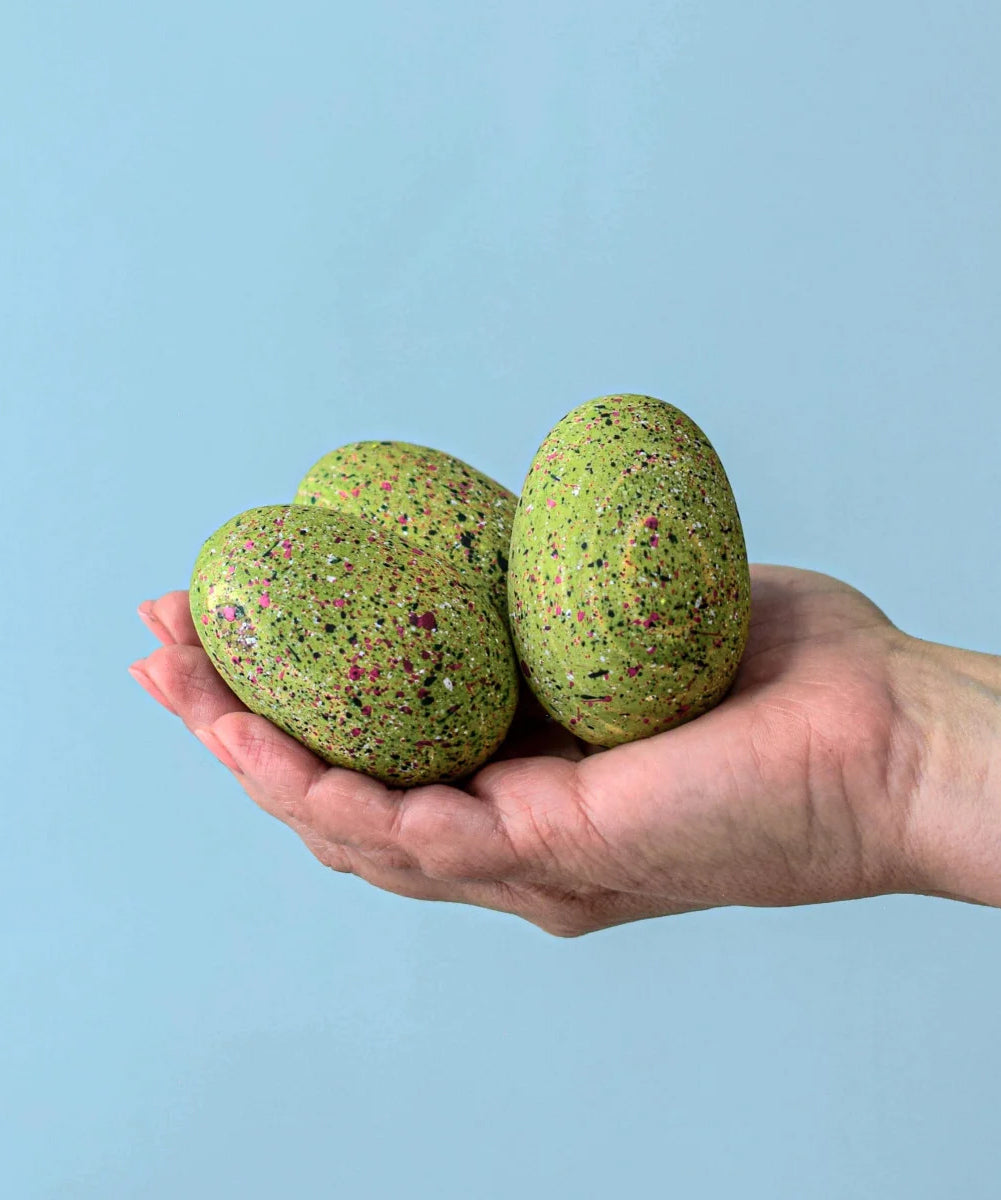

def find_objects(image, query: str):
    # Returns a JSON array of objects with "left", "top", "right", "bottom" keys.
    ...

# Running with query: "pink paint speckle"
[
  {"left": 201, "top": 614, "right": 209, "bottom": 625},
  {"left": 259, "top": 593, "right": 271, "bottom": 608},
  {"left": 348, "top": 666, "right": 364, "bottom": 681},
  {"left": 344, "top": 562, "right": 354, "bottom": 572},
  {"left": 645, "top": 516, "right": 659, "bottom": 530},
  {"left": 577, "top": 610, "right": 585, "bottom": 622},
  {"left": 333, "top": 598, "right": 345, "bottom": 608},
  {"left": 627, "top": 666, "right": 640, "bottom": 677},
  {"left": 368, "top": 668, "right": 379, "bottom": 681},
  {"left": 546, "top": 498, "right": 557, "bottom": 509},
  {"left": 351, "top": 487, "right": 361, "bottom": 498},
  {"left": 243, "top": 539, "right": 255, "bottom": 549},
  {"left": 380, "top": 481, "right": 392, "bottom": 492},
  {"left": 650, "top": 535, "right": 659, "bottom": 548},
  {"left": 361, "top": 705, "right": 372, "bottom": 717},
  {"left": 350, "top": 727, "right": 361, "bottom": 737},
  {"left": 222, "top": 606, "right": 236, "bottom": 621},
  {"left": 281, "top": 539, "right": 293, "bottom": 559}
]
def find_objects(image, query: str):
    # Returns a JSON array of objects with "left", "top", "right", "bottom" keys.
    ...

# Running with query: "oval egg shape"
[
  {"left": 508, "top": 394, "right": 750, "bottom": 745},
  {"left": 294, "top": 441, "right": 517, "bottom": 617},
  {"left": 190, "top": 504, "right": 519, "bottom": 785}
]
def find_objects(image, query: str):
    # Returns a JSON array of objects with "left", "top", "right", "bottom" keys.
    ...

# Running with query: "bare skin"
[{"left": 129, "top": 564, "right": 1001, "bottom": 936}]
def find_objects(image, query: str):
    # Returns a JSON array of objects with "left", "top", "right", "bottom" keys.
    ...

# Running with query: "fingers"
[
  {"left": 137, "top": 591, "right": 199, "bottom": 647},
  {"left": 137, "top": 642, "right": 251, "bottom": 730},
  {"left": 130, "top": 591, "right": 712, "bottom": 934},
  {"left": 208, "top": 716, "right": 710, "bottom": 934},
  {"left": 293, "top": 823, "right": 526, "bottom": 914},
  {"left": 281, "top": 815, "right": 706, "bottom": 937},
  {"left": 186, "top": 706, "right": 615, "bottom": 929},
  {"left": 185, "top": 712, "right": 556, "bottom": 924},
  {"left": 200, "top": 708, "right": 581, "bottom": 886},
  {"left": 129, "top": 597, "right": 581, "bottom": 888}
]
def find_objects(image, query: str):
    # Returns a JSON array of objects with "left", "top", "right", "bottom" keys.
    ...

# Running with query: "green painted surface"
[
  {"left": 508, "top": 395, "right": 751, "bottom": 745},
  {"left": 190, "top": 505, "right": 519, "bottom": 785},
  {"left": 294, "top": 441, "right": 517, "bottom": 618}
]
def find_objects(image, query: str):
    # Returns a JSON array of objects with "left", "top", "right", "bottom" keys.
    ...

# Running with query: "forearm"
[{"left": 893, "top": 634, "right": 1001, "bottom": 907}]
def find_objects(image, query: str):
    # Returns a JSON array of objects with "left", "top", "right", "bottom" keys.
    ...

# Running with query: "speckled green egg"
[
  {"left": 508, "top": 394, "right": 750, "bottom": 746},
  {"left": 293, "top": 442, "right": 517, "bottom": 617},
  {"left": 190, "top": 505, "right": 519, "bottom": 785}
]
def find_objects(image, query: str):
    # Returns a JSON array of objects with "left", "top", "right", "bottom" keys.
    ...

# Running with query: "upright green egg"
[
  {"left": 190, "top": 505, "right": 519, "bottom": 786},
  {"left": 508, "top": 394, "right": 751, "bottom": 746},
  {"left": 294, "top": 442, "right": 517, "bottom": 618}
]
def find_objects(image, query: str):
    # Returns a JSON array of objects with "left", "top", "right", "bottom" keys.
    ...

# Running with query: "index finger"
[{"left": 138, "top": 590, "right": 199, "bottom": 646}]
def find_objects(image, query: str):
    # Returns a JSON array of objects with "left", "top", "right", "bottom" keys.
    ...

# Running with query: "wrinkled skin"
[{"left": 130, "top": 564, "right": 935, "bottom": 937}]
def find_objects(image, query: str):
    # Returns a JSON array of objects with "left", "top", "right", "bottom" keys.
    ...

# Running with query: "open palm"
[{"left": 131, "top": 564, "right": 924, "bottom": 935}]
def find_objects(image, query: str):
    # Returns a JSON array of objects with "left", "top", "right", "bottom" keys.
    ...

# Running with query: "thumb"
[
  {"left": 582, "top": 695, "right": 757, "bottom": 821},
  {"left": 575, "top": 693, "right": 788, "bottom": 898}
]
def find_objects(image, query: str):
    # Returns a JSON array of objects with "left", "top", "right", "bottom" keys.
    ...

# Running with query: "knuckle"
[
  {"left": 394, "top": 797, "right": 473, "bottom": 882},
  {"left": 487, "top": 761, "right": 587, "bottom": 879}
]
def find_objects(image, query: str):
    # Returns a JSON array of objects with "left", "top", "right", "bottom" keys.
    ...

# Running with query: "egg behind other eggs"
[
  {"left": 190, "top": 505, "right": 519, "bottom": 785},
  {"left": 508, "top": 394, "right": 751, "bottom": 746},
  {"left": 294, "top": 442, "right": 517, "bottom": 618}
]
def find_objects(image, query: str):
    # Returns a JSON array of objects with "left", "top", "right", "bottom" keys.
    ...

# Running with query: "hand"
[{"left": 129, "top": 565, "right": 999, "bottom": 935}]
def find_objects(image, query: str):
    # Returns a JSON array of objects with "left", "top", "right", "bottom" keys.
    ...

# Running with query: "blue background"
[{"left": 2, "top": 1, "right": 999, "bottom": 1195}]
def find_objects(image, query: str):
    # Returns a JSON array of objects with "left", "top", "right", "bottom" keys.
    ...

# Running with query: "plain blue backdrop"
[{"left": 2, "top": 1, "right": 999, "bottom": 1196}]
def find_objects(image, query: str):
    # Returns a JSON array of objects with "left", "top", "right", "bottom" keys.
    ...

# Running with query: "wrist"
[{"left": 891, "top": 632, "right": 1001, "bottom": 907}]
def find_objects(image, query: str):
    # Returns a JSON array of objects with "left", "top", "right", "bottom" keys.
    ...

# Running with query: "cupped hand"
[{"left": 129, "top": 565, "right": 928, "bottom": 936}]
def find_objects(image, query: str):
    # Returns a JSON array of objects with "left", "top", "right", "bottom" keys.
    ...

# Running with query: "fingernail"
[
  {"left": 128, "top": 664, "right": 177, "bottom": 715},
  {"left": 194, "top": 726, "right": 245, "bottom": 775}
]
